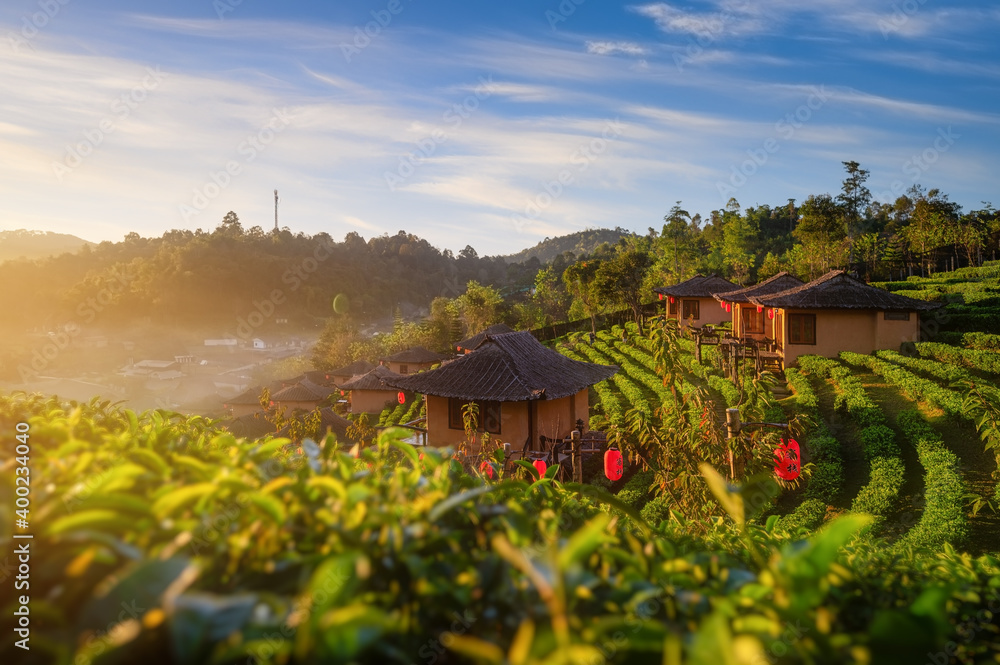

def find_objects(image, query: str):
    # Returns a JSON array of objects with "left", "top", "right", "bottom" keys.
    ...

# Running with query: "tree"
[
  {"left": 719, "top": 203, "right": 756, "bottom": 285},
  {"left": 459, "top": 281, "right": 505, "bottom": 334},
  {"left": 836, "top": 161, "right": 871, "bottom": 270},
  {"left": 662, "top": 202, "right": 692, "bottom": 279},
  {"left": 563, "top": 259, "right": 605, "bottom": 334},
  {"left": 594, "top": 247, "right": 652, "bottom": 325},
  {"left": 532, "top": 267, "right": 568, "bottom": 329},
  {"left": 794, "top": 194, "right": 847, "bottom": 278}
]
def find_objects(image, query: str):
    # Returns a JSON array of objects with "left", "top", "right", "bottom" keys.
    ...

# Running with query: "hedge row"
[
  {"left": 784, "top": 368, "right": 844, "bottom": 504},
  {"left": 773, "top": 498, "right": 828, "bottom": 535},
  {"left": 875, "top": 349, "right": 976, "bottom": 385},
  {"left": 797, "top": 355, "right": 905, "bottom": 520},
  {"left": 798, "top": 355, "right": 883, "bottom": 428},
  {"left": 916, "top": 342, "right": 1000, "bottom": 377},
  {"left": 841, "top": 351, "right": 963, "bottom": 416},
  {"left": 893, "top": 410, "right": 968, "bottom": 550},
  {"left": 560, "top": 346, "right": 625, "bottom": 426},
  {"left": 615, "top": 469, "right": 657, "bottom": 510}
]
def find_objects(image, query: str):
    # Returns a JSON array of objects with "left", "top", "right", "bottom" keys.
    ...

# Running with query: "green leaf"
[
  {"left": 47, "top": 509, "right": 134, "bottom": 536},
  {"left": 558, "top": 513, "right": 612, "bottom": 569},
  {"left": 429, "top": 482, "right": 517, "bottom": 522},
  {"left": 514, "top": 459, "right": 540, "bottom": 480},
  {"left": 247, "top": 492, "right": 286, "bottom": 524},
  {"left": 700, "top": 463, "right": 744, "bottom": 527},
  {"left": 445, "top": 635, "right": 506, "bottom": 664},
  {"left": 151, "top": 483, "right": 217, "bottom": 518}
]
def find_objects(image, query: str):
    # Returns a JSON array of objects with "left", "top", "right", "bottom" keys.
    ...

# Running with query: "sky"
[{"left": 1, "top": 0, "right": 998, "bottom": 256}]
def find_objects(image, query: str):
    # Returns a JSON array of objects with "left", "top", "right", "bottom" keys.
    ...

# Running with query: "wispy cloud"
[{"left": 586, "top": 41, "right": 648, "bottom": 56}]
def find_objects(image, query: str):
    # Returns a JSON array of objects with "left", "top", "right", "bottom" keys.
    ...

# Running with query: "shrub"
[
  {"left": 615, "top": 469, "right": 656, "bottom": 510},
  {"left": 774, "top": 498, "right": 827, "bottom": 535},
  {"left": 859, "top": 424, "right": 901, "bottom": 461},
  {"left": 894, "top": 410, "right": 968, "bottom": 550},
  {"left": 852, "top": 456, "right": 906, "bottom": 516}
]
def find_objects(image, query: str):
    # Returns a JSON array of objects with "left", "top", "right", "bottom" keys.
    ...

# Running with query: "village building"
[
  {"left": 328, "top": 359, "right": 377, "bottom": 387},
  {"left": 383, "top": 331, "right": 617, "bottom": 450},
  {"left": 653, "top": 274, "right": 740, "bottom": 329},
  {"left": 339, "top": 365, "right": 405, "bottom": 414},
  {"left": 747, "top": 269, "right": 940, "bottom": 367},
  {"left": 456, "top": 323, "right": 515, "bottom": 354},
  {"left": 270, "top": 380, "right": 335, "bottom": 414},
  {"left": 380, "top": 346, "right": 449, "bottom": 375},
  {"left": 224, "top": 386, "right": 266, "bottom": 417},
  {"left": 714, "top": 272, "right": 805, "bottom": 342}
]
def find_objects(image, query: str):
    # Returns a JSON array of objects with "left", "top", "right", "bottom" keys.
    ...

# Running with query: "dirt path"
[{"left": 811, "top": 376, "right": 869, "bottom": 512}]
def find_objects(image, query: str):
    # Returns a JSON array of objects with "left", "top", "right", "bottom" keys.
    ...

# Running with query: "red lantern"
[
  {"left": 479, "top": 460, "right": 497, "bottom": 479},
  {"left": 757, "top": 305, "right": 763, "bottom": 313},
  {"left": 767, "top": 308, "right": 775, "bottom": 320},
  {"left": 774, "top": 438, "right": 801, "bottom": 481},
  {"left": 340, "top": 390, "right": 345, "bottom": 396},
  {"left": 721, "top": 300, "right": 726, "bottom": 310},
  {"left": 397, "top": 391, "right": 406, "bottom": 404},
  {"left": 532, "top": 459, "right": 547, "bottom": 479},
  {"left": 658, "top": 293, "right": 664, "bottom": 300},
  {"left": 725, "top": 303, "right": 731, "bottom": 313},
  {"left": 669, "top": 296, "right": 675, "bottom": 304},
  {"left": 604, "top": 448, "right": 624, "bottom": 481}
]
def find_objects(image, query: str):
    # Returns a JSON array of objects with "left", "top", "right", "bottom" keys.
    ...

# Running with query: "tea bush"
[{"left": 2, "top": 393, "right": 1000, "bottom": 664}]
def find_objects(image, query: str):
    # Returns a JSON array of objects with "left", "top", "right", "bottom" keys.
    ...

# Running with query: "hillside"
[
  {"left": 501, "top": 227, "right": 635, "bottom": 264},
  {"left": 0, "top": 229, "right": 93, "bottom": 262}
]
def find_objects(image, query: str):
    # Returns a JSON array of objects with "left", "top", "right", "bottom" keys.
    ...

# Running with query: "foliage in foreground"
[{"left": 1, "top": 394, "right": 1000, "bottom": 665}]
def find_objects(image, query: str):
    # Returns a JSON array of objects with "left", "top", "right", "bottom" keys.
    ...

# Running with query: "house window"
[
  {"left": 399, "top": 364, "right": 409, "bottom": 375},
  {"left": 884, "top": 311, "right": 911, "bottom": 321},
  {"left": 742, "top": 307, "right": 764, "bottom": 334},
  {"left": 668, "top": 299, "right": 677, "bottom": 315},
  {"left": 448, "top": 399, "right": 501, "bottom": 434},
  {"left": 788, "top": 314, "right": 816, "bottom": 345},
  {"left": 682, "top": 300, "right": 700, "bottom": 320}
]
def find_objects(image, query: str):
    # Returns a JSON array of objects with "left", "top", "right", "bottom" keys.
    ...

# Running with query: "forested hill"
[
  {"left": 0, "top": 216, "right": 523, "bottom": 334},
  {"left": 501, "top": 227, "right": 635, "bottom": 264},
  {"left": 0, "top": 229, "right": 93, "bottom": 263}
]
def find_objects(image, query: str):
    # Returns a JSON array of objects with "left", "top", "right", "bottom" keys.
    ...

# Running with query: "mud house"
[
  {"left": 747, "top": 270, "right": 941, "bottom": 367},
  {"left": 654, "top": 274, "right": 740, "bottom": 329},
  {"left": 380, "top": 347, "right": 449, "bottom": 375},
  {"left": 328, "top": 359, "right": 377, "bottom": 387},
  {"left": 384, "top": 331, "right": 617, "bottom": 450},
  {"left": 340, "top": 365, "right": 405, "bottom": 414},
  {"left": 714, "top": 272, "right": 805, "bottom": 342}
]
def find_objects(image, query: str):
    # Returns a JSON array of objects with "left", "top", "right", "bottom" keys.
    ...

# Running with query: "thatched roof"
[
  {"left": 339, "top": 365, "right": 402, "bottom": 392},
  {"left": 749, "top": 270, "right": 943, "bottom": 311},
  {"left": 380, "top": 346, "right": 449, "bottom": 365},
  {"left": 382, "top": 331, "right": 617, "bottom": 402},
  {"left": 329, "top": 359, "right": 376, "bottom": 378},
  {"left": 456, "top": 323, "right": 516, "bottom": 351},
  {"left": 223, "top": 411, "right": 276, "bottom": 439},
  {"left": 271, "top": 381, "right": 332, "bottom": 403},
  {"left": 715, "top": 272, "right": 805, "bottom": 303},
  {"left": 654, "top": 274, "right": 740, "bottom": 298},
  {"left": 225, "top": 386, "right": 263, "bottom": 406}
]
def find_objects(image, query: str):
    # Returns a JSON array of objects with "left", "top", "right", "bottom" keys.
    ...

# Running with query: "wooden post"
[
  {"left": 570, "top": 429, "right": 581, "bottom": 483},
  {"left": 725, "top": 408, "right": 740, "bottom": 439}
]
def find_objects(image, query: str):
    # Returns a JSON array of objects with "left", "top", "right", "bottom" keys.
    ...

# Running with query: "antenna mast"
[{"left": 274, "top": 190, "right": 279, "bottom": 231}]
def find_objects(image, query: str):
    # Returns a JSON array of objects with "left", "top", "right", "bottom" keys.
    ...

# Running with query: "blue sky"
[{"left": 1, "top": 0, "right": 998, "bottom": 255}]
